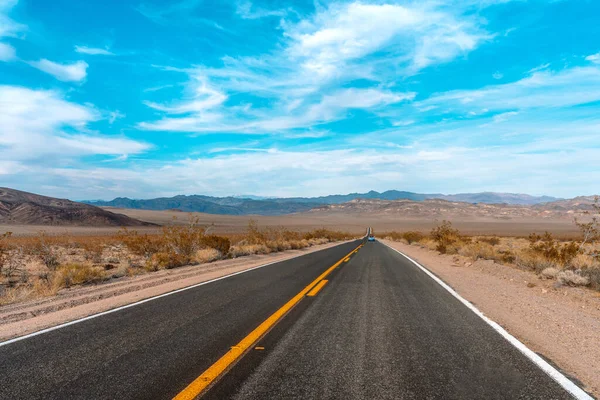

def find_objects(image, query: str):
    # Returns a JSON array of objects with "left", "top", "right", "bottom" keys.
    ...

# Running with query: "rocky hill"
[
  {"left": 0, "top": 188, "right": 153, "bottom": 226},
  {"left": 309, "top": 198, "right": 598, "bottom": 220}
]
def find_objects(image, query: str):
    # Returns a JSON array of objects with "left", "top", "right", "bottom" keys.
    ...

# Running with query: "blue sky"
[{"left": 1, "top": 0, "right": 600, "bottom": 200}]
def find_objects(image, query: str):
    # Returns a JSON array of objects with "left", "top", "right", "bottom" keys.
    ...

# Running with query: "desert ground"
[{"left": 0, "top": 207, "right": 583, "bottom": 237}]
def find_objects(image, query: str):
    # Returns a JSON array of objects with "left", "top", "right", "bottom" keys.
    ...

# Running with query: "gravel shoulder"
[
  {"left": 0, "top": 240, "right": 349, "bottom": 342},
  {"left": 381, "top": 239, "right": 600, "bottom": 398}
]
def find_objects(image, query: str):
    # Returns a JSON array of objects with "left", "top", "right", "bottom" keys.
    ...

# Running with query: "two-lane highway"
[
  {"left": 0, "top": 238, "right": 590, "bottom": 399},
  {"left": 0, "top": 240, "right": 361, "bottom": 399}
]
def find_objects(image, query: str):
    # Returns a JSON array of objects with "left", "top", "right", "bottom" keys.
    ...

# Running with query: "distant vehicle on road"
[{"left": 368, "top": 228, "right": 376, "bottom": 241}]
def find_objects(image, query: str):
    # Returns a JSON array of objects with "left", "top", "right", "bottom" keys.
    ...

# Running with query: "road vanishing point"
[{"left": 0, "top": 237, "right": 593, "bottom": 399}]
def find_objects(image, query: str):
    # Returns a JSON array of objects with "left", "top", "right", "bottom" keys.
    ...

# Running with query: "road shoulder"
[{"left": 381, "top": 239, "right": 600, "bottom": 398}]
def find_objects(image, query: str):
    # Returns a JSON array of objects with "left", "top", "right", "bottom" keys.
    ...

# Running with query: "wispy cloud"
[
  {"left": 29, "top": 59, "right": 88, "bottom": 82},
  {"left": 140, "top": 1, "right": 493, "bottom": 135},
  {"left": 418, "top": 66, "right": 600, "bottom": 113},
  {"left": 235, "top": 1, "right": 287, "bottom": 19},
  {"left": 0, "top": 41, "right": 15, "bottom": 61},
  {"left": 74, "top": 45, "right": 114, "bottom": 55},
  {"left": 586, "top": 52, "right": 600, "bottom": 64},
  {"left": 0, "top": 85, "right": 149, "bottom": 165},
  {"left": 0, "top": 0, "right": 24, "bottom": 60}
]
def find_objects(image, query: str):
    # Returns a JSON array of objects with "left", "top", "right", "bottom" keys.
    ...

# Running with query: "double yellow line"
[{"left": 174, "top": 242, "right": 363, "bottom": 400}]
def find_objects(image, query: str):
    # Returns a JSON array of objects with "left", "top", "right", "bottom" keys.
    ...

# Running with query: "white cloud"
[
  {"left": 419, "top": 66, "right": 600, "bottom": 112},
  {"left": 492, "top": 71, "right": 503, "bottom": 79},
  {"left": 286, "top": 2, "right": 491, "bottom": 79},
  {"left": 236, "top": 1, "right": 287, "bottom": 19},
  {"left": 586, "top": 52, "right": 600, "bottom": 64},
  {"left": 74, "top": 45, "right": 114, "bottom": 55},
  {"left": 29, "top": 59, "right": 88, "bottom": 82},
  {"left": 0, "top": 85, "right": 149, "bottom": 164},
  {"left": 140, "top": 1, "right": 495, "bottom": 135},
  {"left": 140, "top": 82, "right": 414, "bottom": 133},
  {"left": 108, "top": 110, "right": 125, "bottom": 124},
  {"left": 0, "top": 0, "right": 25, "bottom": 39},
  {"left": 0, "top": 41, "right": 15, "bottom": 61}
]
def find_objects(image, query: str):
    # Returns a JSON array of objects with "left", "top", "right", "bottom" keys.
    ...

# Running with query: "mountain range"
[{"left": 85, "top": 190, "right": 560, "bottom": 216}]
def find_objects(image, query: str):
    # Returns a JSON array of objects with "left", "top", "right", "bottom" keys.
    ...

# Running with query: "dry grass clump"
[
  {"left": 0, "top": 219, "right": 352, "bottom": 305},
  {"left": 52, "top": 264, "right": 105, "bottom": 288},
  {"left": 193, "top": 248, "right": 222, "bottom": 264},
  {"left": 557, "top": 270, "right": 590, "bottom": 286}
]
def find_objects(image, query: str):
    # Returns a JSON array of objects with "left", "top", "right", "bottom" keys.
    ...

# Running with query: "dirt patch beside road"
[
  {"left": 381, "top": 239, "right": 600, "bottom": 398},
  {"left": 0, "top": 240, "right": 349, "bottom": 342}
]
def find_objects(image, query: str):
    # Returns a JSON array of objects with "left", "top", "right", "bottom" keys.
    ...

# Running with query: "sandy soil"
[
  {"left": 1, "top": 208, "right": 581, "bottom": 237},
  {"left": 0, "top": 240, "right": 348, "bottom": 342},
  {"left": 381, "top": 239, "right": 600, "bottom": 397}
]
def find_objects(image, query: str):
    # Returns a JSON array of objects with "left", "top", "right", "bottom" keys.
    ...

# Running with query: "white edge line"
[
  {"left": 381, "top": 241, "right": 594, "bottom": 400},
  {"left": 0, "top": 241, "right": 352, "bottom": 348}
]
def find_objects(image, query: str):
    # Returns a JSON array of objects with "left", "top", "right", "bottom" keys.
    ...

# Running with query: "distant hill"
[
  {"left": 310, "top": 197, "right": 596, "bottom": 220},
  {"left": 87, "top": 195, "right": 316, "bottom": 216},
  {"left": 85, "top": 190, "right": 560, "bottom": 216},
  {"left": 0, "top": 188, "right": 153, "bottom": 226}
]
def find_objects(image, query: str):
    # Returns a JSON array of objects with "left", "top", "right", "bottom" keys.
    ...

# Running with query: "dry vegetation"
[
  {"left": 379, "top": 197, "right": 600, "bottom": 291},
  {"left": 0, "top": 217, "right": 352, "bottom": 305}
]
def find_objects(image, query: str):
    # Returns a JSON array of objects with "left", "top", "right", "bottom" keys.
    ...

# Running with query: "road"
[{"left": 0, "top": 239, "right": 586, "bottom": 399}]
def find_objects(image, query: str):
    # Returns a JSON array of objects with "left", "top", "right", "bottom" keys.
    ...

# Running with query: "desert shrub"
[
  {"left": 0, "top": 232, "right": 13, "bottom": 277},
  {"left": 229, "top": 244, "right": 270, "bottom": 258},
  {"left": 540, "top": 267, "right": 559, "bottom": 279},
  {"left": 246, "top": 219, "right": 267, "bottom": 245},
  {"left": 30, "top": 232, "right": 60, "bottom": 270},
  {"left": 201, "top": 235, "right": 231, "bottom": 255},
  {"left": 556, "top": 270, "right": 590, "bottom": 286},
  {"left": 161, "top": 222, "right": 205, "bottom": 259},
  {"left": 81, "top": 241, "right": 105, "bottom": 263},
  {"left": 193, "top": 248, "right": 221, "bottom": 264},
  {"left": 430, "top": 221, "right": 461, "bottom": 254},
  {"left": 146, "top": 251, "right": 188, "bottom": 271},
  {"left": 459, "top": 242, "right": 497, "bottom": 261},
  {"left": 402, "top": 231, "right": 425, "bottom": 244},
  {"left": 52, "top": 264, "right": 104, "bottom": 289},
  {"left": 528, "top": 232, "right": 581, "bottom": 266},
  {"left": 517, "top": 251, "right": 559, "bottom": 273},
  {"left": 117, "top": 228, "right": 163, "bottom": 258},
  {"left": 496, "top": 249, "right": 517, "bottom": 264},
  {"left": 304, "top": 228, "right": 351, "bottom": 242},
  {"left": 479, "top": 236, "right": 501, "bottom": 246},
  {"left": 580, "top": 268, "right": 600, "bottom": 290}
]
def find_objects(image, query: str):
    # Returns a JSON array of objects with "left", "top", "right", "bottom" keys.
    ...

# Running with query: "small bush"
[
  {"left": 540, "top": 267, "right": 559, "bottom": 279},
  {"left": 229, "top": 244, "right": 270, "bottom": 258},
  {"left": 146, "top": 251, "right": 188, "bottom": 270},
  {"left": 517, "top": 251, "right": 559, "bottom": 273},
  {"left": 580, "top": 268, "right": 600, "bottom": 290},
  {"left": 403, "top": 231, "right": 425, "bottom": 244},
  {"left": 193, "top": 248, "right": 222, "bottom": 264},
  {"left": 201, "top": 235, "right": 231, "bottom": 255},
  {"left": 52, "top": 264, "right": 104, "bottom": 289},
  {"left": 31, "top": 232, "right": 60, "bottom": 270},
  {"left": 459, "top": 242, "right": 497, "bottom": 261},
  {"left": 479, "top": 236, "right": 501, "bottom": 246},
  {"left": 528, "top": 232, "right": 581, "bottom": 266},
  {"left": 557, "top": 270, "right": 590, "bottom": 286},
  {"left": 117, "top": 228, "right": 163, "bottom": 258},
  {"left": 430, "top": 221, "right": 460, "bottom": 254}
]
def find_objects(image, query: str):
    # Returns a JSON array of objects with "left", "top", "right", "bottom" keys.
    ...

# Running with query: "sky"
[{"left": 1, "top": 0, "right": 600, "bottom": 200}]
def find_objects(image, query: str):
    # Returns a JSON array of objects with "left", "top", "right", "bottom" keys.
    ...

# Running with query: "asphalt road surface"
[{"left": 0, "top": 239, "right": 583, "bottom": 399}]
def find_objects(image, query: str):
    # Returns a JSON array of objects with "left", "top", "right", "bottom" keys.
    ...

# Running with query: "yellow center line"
[
  {"left": 173, "top": 243, "right": 362, "bottom": 400},
  {"left": 306, "top": 280, "right": 328, "bottom": 297}
]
